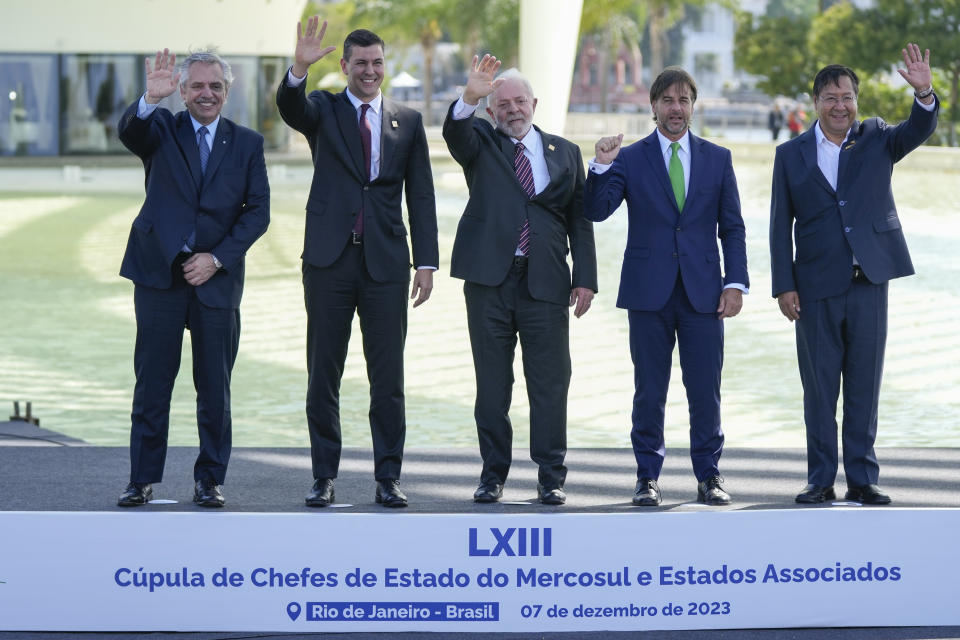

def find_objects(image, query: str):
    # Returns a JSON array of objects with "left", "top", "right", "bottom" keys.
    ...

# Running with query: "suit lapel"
[
  {"left": 640, "top": 132, "right": 677, "bottom": 212},
  {"left": 177, "top": 112, "right": 203, "bottom": 190},
  {"left": 685, "top": 134, "right": 706, "bottom": 212},
  {"left": 379, "top": 99, "right": 398, "bottom": 180},
  {"left": 202, "top": 118, "right": 230, "bottom": 187},
  {"left": 539, "top": 128, "right": 563, "bottom": 192},
  {"left": 334, "top": 92, "right": 366, "bottom": 181},
  {"left": 836, "top": 120, "right": 860, "bottom": 188},
  {"left": 801, "top": 125, "right": 835, "bottom": 194}
]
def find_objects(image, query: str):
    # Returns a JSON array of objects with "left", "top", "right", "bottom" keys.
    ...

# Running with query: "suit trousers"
[
  {"left": 464, "top": 260, "right": 570, "bottom": 489},
  {"left": 130, "top": 255, "right": 240, "bottom": 485},
  {"left": 627, "top": 274, "right": 724, "bottom": 482},
  {"left": 303, "top": 243, "right": 408, "bottom": 481},
  {"left": 796, "top": 278, "right": 887, "bottom": 488}
]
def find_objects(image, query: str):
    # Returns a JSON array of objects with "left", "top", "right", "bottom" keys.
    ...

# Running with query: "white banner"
[{"left": 0, "top": 509, "right": 957, "bottom": 632}]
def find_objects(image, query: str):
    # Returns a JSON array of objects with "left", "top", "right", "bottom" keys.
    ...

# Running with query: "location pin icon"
[{"left": 287, "top": 602, "right": 301, "bottom": 621}]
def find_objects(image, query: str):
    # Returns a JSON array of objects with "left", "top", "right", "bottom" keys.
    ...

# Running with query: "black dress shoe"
[
  {"left": 537, "top": 484, "right": 566, "bottom": 505},
  {"left": 306, "top": 478, "right": 335, "bottom": 507},
  {"left": 118, "top": 482, "right": 152, "bottom": 507},
  {"left": 795, "top": 484, "right": 836, "bottom": 504},
  {"left": 375, "top": 479, "right": 408, "bottom": 508},
  {"left": 473, "top": 483, "right": 503, "bottom": 503},
  {"left": 633, "top": 478, "right": 661, "bottom": 506},
  {"left": 845, "top": 484, "right": 891, "bottom": 505},
  {"left": 697, "top": 474, "right": 732, "bottom": 505},
  {"left": 193, "top": 479, "right": 225, "bottom": 507}
]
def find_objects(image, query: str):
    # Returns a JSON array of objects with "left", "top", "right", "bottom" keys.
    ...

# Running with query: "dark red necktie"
[
  {"left": 514, "top": 142, "right": 534, "bottom": 255},
  {"left": 355, "top": 103, "right": 372, "bottom": 236}
]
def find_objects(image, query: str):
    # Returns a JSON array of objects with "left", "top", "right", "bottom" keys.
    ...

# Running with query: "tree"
[{"left": 735, "top": 10, "right": 817, "bottom": 98}]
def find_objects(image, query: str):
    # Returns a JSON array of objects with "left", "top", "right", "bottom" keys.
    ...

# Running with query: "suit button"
[
  {"left": 672, "top": 252, "right": 678, "bottom": 258},
  {"left": 844, "top": 227, "right": 851, "bottom": 232},
  {"left": 675, "top": 226, "right": 681, "bottom": 232},
  {"left": 839, "top": 200, "right": 846, "bottom": 206},
  {"left": 363, "top": 186, "right": 369, "bottom": 191}
]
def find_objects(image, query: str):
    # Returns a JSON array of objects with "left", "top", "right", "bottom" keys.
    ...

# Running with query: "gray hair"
[
  {"left": 488, "top": 68, "right": 534, "bottom": 106},
  {"left": 178, "top": 49, "right": 234, "bottom": 90}
]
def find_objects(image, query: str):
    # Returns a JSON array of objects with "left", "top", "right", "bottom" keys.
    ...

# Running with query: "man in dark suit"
[
  {"left": 276, "top": 18, "right": 438, "bottom": 508},
  {"left": 584, "top": 67, "right": 748, "bottom": 507},
  {"left": 116, "top": 48, "right": 270, "bottom": 508},
  {"left": 770, "top": 44, "right": 937, "bottom": 505},
  {"left": 443, "top": 54, "right": 597, "bottom": 505}
]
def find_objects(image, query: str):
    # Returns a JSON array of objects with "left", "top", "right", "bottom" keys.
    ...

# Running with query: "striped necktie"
[{"left": 514, "top": 142, "right": 534, "bottom": 256}]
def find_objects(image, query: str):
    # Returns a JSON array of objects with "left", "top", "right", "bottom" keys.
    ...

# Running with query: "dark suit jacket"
[
  {"left": 770, "top": 98, "right": 939, "bottom": 302},
  {"left": 276, "top": 82, "right": 438, "bottom": 282},
  {"left": 443, "top": 102, "right": 597, "bottom": 305},
  {"left": 117, "top": 100, "right": 270, "bottom": 309},
  {"left": 584, "top": 131, "right": 748, "bottom": 314}
]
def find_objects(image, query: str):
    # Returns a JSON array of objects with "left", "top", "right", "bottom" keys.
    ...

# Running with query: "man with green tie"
[{"left": 583, "top": 67, "right": 749, "bottom": 507}]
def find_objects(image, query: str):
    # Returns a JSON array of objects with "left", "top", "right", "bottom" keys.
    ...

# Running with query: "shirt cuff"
[
  {"left": 212, "top": 255, "right": 223, "bottom": 270},
  {"left": 724, "top": 283, "right": 748, "bottom": 294},
  {"left": 416, "top": 266, "right": 437, "bottom": 271},
  {"left": 137, "top": 94, "right": 160, "bottom": 119},
  {"left": 916, "top": 95, "right": 937, "bottom": 111},
  {"left": 452, "top": 96, "right": 478, "bottom": 120},
  {"left": 286, "top": 67, "right": 307, "bottom": 87},
  {"left": 588, "top": 159, "right": 612, "bottom": 174}
]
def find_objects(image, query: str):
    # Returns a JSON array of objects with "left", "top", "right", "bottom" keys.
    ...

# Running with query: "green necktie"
[{"left": 669, "top": 141, "right": 685, "bottom": 210}]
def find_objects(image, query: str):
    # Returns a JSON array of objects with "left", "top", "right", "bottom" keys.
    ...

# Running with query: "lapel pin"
[
  {"left": 547, "top": 144, "right": 555, "bottom": 151},
  {"left": 391, "top": 120, "right": 399, "bottom": 128},
  {"left": 844, "top": 141, "right": 856, "bottom": 150}
]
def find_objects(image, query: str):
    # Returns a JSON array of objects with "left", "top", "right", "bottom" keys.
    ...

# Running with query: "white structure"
[{"left": 519, "top": 0, "right": 583, "bottom": 135}]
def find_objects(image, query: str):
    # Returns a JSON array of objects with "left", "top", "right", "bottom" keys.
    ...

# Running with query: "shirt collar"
[
  {"left": 510, "top": 126, "right": 542, "bottom": 154},
  {"left": 345, "top": 88, "right": 382, "bottom": 115},
  {"left": 814, "top": 120, "right": 850, "bottom": 148},
  {"left": 188, "top": 114, "right": 220, "bottom": 139},
  {"left": 656, "top": 129, "right": 690, "bottom": 156}
]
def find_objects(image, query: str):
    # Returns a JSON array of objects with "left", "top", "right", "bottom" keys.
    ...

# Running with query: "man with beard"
[
  {"left": 584, "top": 67, "right": 748, "bottom": 507},
  {"left": 443, "top": 54, "right": 597, "bottom": 505}
]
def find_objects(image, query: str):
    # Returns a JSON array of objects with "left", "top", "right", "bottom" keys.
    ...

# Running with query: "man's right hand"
[
  {"left": 292, "top": 15, "right": 337, "bottom": 79},
  {"left": 462, "top": 54, "right": 502, "bottom": 106},
  {"left": 144, "top": 49, "right": 179, "bottom": 104},
  {"left": 595, "top": 134, "right": 624, "bottom": 164},
  {"left": 777, "top": 291, "right": 801, "bottom": 321}
]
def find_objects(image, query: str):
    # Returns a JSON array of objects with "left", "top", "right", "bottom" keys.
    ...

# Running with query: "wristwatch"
[{"left": 915, "top": 85, "right": 934, "bottom": 99}]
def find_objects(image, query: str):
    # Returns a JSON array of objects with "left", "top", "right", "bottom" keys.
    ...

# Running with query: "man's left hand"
[
  {"left": 411, "top": 269, "right": 434, "bottom": 308},
  {"left": 183, "top": 253, "right": 219, "bottom": 287},
  {"left": 570, "top": 287, "right": 594, "bottom": 318},
  {"left": 717, "top": 288, "right": 742, "bottom": 319},
  {"left": 897, "top": 43, "right": 932, "bottom": 96}
]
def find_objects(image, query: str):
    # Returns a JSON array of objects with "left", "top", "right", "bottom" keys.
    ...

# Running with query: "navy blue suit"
[
  {"left": 118, "top": 99, "right": 269, "bottom": 485},
  {"left": 770, "top": 98, "right": 938, "bottom": 487},
  {"left": 584, "top": 131, "right": 748, "bottom": 481}
]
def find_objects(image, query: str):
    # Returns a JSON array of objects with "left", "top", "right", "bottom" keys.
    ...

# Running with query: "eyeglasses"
[{"left": 818, "top": 95, "right": 857, "bottom": 107}]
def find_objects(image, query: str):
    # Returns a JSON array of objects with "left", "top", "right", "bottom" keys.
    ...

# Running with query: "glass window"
[
  {"left": 60, "top": 54, "right": 139, "bottom": 154},
  {"left": 0, "top": 54, "right": 58, "bottom": 156},
  {"left": 259, "top": 56, "right": 289, "bottom": 150}
]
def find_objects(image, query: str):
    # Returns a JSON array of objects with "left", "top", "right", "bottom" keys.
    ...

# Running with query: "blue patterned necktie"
[
  {"left": 197, "top": 126, "right": 210, "bottom": 174},
  {"left": 514, "top": 142, "right": 534, "bottom": 256}
]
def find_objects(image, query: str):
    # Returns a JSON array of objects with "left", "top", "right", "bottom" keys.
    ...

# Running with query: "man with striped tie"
[{"left": 443, "top": 54, "right": 597, "bottom": 505}]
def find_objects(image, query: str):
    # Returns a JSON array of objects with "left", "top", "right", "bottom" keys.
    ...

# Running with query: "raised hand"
[
  {"left": 462, "top": 54, "right": 502, "bottom": 105},
  {"left": 293, "top": 15, "right": 337, "bottom": 78},
  {"left": 145, "top": 49, "right": 179, "bottom": 104},
  {"left": 594, "top": 133, "right": 624, "bottom": 164},
  {"left": 897, "top": 43, "right": 932, "bottom": 93}
]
